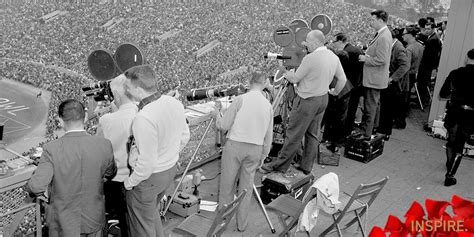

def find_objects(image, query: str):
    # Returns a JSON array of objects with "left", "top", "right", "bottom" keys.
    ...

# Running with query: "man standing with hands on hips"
[
  {"left": 122, "top": 65, "right": 190, "bottom": 237},
  {"left": 215, "top": 71, "right": 273, "bottom": 232},
  {"left": 356, "top": 10, "right": 392, "bottom": 140}
]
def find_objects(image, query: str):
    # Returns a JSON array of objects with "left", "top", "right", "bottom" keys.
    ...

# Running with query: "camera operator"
[
  {"left": 262, "top": 30, "right": 347, "bottom": 174},
  {"left": 95, "top": 75, "right": 138, "bottom": 237},
  {"left": 27, "top": 99, "right": 117, "bottom": 237},
  {"left": 122, "top": 65, "right": 190, "bottom": 237},
  {"left": 439, "top": 49, "right": 474, "bottom": 186},
  {"left": 214, "top": 71, "right": 273, "bottom": 232}
]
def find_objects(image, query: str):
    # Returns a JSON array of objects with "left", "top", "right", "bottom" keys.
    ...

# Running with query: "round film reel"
[
  {"left": 310, "top": 14, "right": 333, "bottom": 36},
  {"left": 273, "top": 26, "right": 294, "bottom": 47},
  {"left": 289, "top": 19, "right": 309, "bottom": 34},
  {"left": 88, "top": 49, "right": 118, "bottom": 81},
  {"left": 114, "top": 43, "right": 145, "bottom": 72},
  {"left": 295, "top": 27, "right": 311, "bottom": 49}
]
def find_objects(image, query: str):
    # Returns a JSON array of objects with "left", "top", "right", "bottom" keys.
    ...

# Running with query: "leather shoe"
[
  {"left": 393, "top": 120, "right": 406, "bottom": 129},
  {"left": 353, "top": 134, "right": 371, "bottom": 141},
  {"left": 295, "top": 166, "right": 311, "bottom": 175},
  {"left": 444, "top": 176, "right": 457, "bottom": 186},
  {"left": 259, "top": 164, "right": 274, "bottom": 174}
]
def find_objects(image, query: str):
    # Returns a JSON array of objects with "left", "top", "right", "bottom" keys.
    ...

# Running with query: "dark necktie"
[
  {"left": 372, "top": 32, "right": 379, "bottom": 40},
  {"left": 369, "top": 32, "right": 379, "bottom": 46}
]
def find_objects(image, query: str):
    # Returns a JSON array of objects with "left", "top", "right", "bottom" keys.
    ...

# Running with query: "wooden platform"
[{"left": 164, "top": 109, "right": 474, "bottom": 236}]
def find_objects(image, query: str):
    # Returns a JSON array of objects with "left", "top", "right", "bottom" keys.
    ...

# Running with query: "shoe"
[
  {"left": 393, "top": 121, "right": 406, "bottom": 129},
  {"left": 295, "top": 166, "right": 311, "bottom": 175},
  {"left": 353, "top": 134, "right": 371, "bottom": 141},
  {"left": 444, "top": 176, "right": 457, "bottom": 186},
  {"left": 259, "top": 164, "right": 274, "bottom": 174},
  {"left": 423, "top": 123, "right": 431, "bottom": 132},
  {"left": 327, "top": 143, "right": 337, "bottom": 153},
  {"left": 383, "top": 135, "right": 390, "bottom": 141}
]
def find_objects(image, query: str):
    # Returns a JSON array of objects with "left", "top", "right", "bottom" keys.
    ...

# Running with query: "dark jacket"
[
  {"left": 329, "top": 48, "right": 353, "bottom": 99},
  {"left": 419, "top": 32, "right": 442, "bottom": 71},
  {"left": 343, "top": 43, "right": 365, "bottom": 88},
  {"left": 27, "top": 131, "right": 116, "bottom": 237},
  {"left": 389, "top": 39, "right": 410, "bottom": 91},
  {"left": 440, "top": 64, "right": 474, "bottom": 108},
  {"left": 440, "top": 64, "right": 474, "bottom": 127}
]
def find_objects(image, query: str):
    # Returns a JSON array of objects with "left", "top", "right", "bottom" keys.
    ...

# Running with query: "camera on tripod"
[
  {"left": 268, "top": 14, "right": 332, "bottom": 69},
  {"left": 83, "top": 43, "right": 146, "bottom": 102}
]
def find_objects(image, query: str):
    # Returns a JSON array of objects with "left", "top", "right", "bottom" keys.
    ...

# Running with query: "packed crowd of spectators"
[{"left": 1, "top": 0, "right": 409, "bottom": 149}]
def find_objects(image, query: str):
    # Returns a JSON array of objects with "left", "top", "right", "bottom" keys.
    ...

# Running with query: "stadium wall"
[{"left": 429, "top": 0, "right": 474, "bottom": 122}]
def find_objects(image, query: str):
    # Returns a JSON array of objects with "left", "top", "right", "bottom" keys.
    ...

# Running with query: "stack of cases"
[{"left": 260, "top": 170, "right": 314, "bottom": 204}]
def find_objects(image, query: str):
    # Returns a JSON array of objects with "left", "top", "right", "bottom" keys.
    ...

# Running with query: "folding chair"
[
  {"left": 320, "top": 176, "right": 389, "bottom": 237},
  {"left": 173, "top": 189, "right": 247, "bottom": 237},
  {"left": 266, "top": 187, "right": 318, "bottom": 237}
]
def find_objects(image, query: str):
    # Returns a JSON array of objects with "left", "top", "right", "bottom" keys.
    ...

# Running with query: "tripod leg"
[
  {"left": 253, "top": 185, "right": 276, "bottom": 233},
  {"left": 414, "top": 82, "right": 424, "bottom": 111}
]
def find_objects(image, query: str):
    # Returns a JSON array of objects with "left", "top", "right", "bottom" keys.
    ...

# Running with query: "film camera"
[
  {"left": 82, "top": 43, "right": 146, "bottom": 102},
  {"left": 269, "top": 14, "right": 333, "bottom": 69}
]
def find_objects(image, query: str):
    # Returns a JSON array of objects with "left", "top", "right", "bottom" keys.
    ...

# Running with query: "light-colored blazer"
[{"left": 362, "top": 26, "right": 392, "bottom": 89}]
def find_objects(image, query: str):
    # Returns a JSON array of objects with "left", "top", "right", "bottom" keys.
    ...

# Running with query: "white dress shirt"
[
  {"left": 97, "top": 102, "right": 138, "bottom": 182},
  {"left": 125, "top": 95, "right": 190, "bottom": 189}
]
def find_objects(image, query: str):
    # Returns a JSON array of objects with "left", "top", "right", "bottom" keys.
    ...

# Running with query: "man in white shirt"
[
  {"left": 96, "top": 74, "right": 137, "bottom": 237},
  {"left": 122, "top": 65, "right": 190, "bottom": 237},
  {"left": 262, "top": 30, "right": 347, "bottom": 174},
  {"left": 215, "top": 71, "right": 273, "bottom": 232}
]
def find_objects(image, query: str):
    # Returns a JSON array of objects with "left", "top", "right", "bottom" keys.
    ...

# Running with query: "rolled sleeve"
[
  {"left": 287, "top": 56, "right": 310, "bottom": 83},
  {"left": 216, "top": 96, "right": 242, "bottom": 132},
  {"left": 125, "top": 116, "right": 157, "bottom": 188}
]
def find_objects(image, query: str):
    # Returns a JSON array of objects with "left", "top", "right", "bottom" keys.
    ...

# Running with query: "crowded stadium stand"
[{"left": 1, "top": 0, "right": 472, "bottom": 236}]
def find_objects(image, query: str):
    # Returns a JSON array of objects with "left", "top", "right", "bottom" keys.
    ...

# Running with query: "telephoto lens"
[{"left": 186, "top": 88, "right": 223, "bottom": 101}]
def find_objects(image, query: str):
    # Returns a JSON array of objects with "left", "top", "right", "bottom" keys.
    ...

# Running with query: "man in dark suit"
[
  {"left": 27, "top": 99, "right": 117, "bottom": 237},
  {"left": 439, "top": 49, "right": 474, "bottom": 186},
  {"left": 331, "top": 33, "right": 365, "bottom": 137},
  {"left": 417, "top": 19, "right": 442, "bottom": 107},
  {"left": 323, "top": 40, "right": 354, "bottom": 153},
  {"left": 357, "top": 10, "right": 392, "bottom": 139},
  {"left": 377, "top": 28, "right": 410, "bottom": 139}
]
